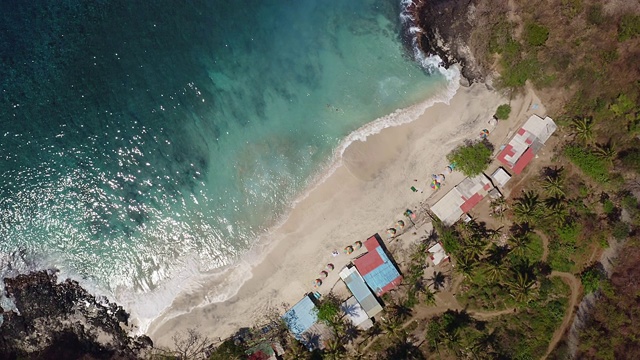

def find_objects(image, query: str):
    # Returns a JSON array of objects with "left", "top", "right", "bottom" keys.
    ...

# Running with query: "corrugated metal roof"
[
  {"left": 282, "top": 295, "right": 318, "bottom": 339},
  {"left": 339, "top": 266, "right": 383, "bottom": 318}
]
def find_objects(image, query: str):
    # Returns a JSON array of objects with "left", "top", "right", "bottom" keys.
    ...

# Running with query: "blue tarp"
[
  {"left": 282, "top": 295, "right": 318, "bottom": 339},
  {"left": 362, "top": 247, "right": 401, "bottom": 294}
]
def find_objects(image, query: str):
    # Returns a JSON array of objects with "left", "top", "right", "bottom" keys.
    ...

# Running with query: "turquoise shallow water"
[{"left": 0, "top": 1, "right": 448, "bottom": 296}]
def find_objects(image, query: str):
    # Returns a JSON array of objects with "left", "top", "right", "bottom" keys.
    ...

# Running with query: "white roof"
[
  {"left": 491, "top": 167, "right": 511, "bottom": 187},
  {"left": 521, "top": 115, "right": 557, "bottom": 144},
  {"left": 340, "top": 297, "right": 373, "bottom": 330},
  {"left": 428, "top": 242, "right": 449, "bottom": 266},
  {"left": 430, "top": 188, "right": 465, "bottom": 226}
]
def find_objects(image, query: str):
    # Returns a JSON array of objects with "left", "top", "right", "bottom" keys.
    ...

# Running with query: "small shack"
[
  {"left": 428, "top": 242, "right": 450, "bottom": 266},
  {"left": 282, "top": 294, "right": 318, "bottom": 340},
  {"left": 353, "top": 234, "right": 403, "bottom": 296},
  {"left": 497, "top": 115, "right": 557, "bottom": 174},
  {"left": 491, "top": 167, "right": 512, "bottom": 188},
  {"left": 430, "top": 174, "right": 494, "bottom": 225}
]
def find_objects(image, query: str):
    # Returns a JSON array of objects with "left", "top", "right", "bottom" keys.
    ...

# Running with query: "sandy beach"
[{"left": 146, "top": 80, "right": 534, "bottom": 348}]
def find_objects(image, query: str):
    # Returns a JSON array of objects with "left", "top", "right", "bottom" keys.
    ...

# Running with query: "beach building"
[
  {"left": 353, "top": 234, "right": 403, "bottom": 296},
  {"left": 246, "top": 341, "right": 285, "bottom": 360},
  {"left": 497, "top": 115, "right": 557, "bottom": 174},
  {"left": 428, "top": 242, "right": 449, "bottom": 266},
  {"left": 491, "top": 167, "right": 512, "bottom": 188},
  {"left": 339, "top": 266, "right": 383, "bottom": 318},
  {"left": 282, "top": 294, "right": 318, "bottom": 340},
  {"left": 340, "top": 296, "right": 374, "bottom": 330},
  {"left": 430, "top": 174, "right": 494, "bottom": 225}
]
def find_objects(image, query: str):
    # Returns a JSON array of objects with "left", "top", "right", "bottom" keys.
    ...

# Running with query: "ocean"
[{"left": 0, "top": 0, "right": 454, "bottom": 322}]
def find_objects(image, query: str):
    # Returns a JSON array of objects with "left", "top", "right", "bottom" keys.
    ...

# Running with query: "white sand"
[{"left": 146, "top": 82, "right": 515, "bottom": 348}]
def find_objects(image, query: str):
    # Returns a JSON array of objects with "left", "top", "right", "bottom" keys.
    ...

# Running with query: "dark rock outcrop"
[
  {"left": 409, "top": 0, "right": 486, "bottom": 83},
  {"left": 0, "top": 270, "right": 151, "bottom": 359}
]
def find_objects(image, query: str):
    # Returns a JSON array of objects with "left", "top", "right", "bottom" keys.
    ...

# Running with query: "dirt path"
[
  {"left": 544, "top": 271, "right": 581, "bottom": 358},
  {"left": 535, "top": 230, "right": 550, "bottom": 262}
]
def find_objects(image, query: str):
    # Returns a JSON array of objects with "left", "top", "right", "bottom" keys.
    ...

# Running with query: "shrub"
[
  {"left": 612, "top": 221, "right": 630, "bottom": 240},
  {"left": 620, "top": 147, "right": 640, "bottom": 173},
  {"left": 580, "top": 265, "right": 605, "bottom": 294},
  {"left": 586, "top": 4, "right": 605, "bottom": 26},
  {"left": 495, "top": 104, "right": 512, "bottom": 120},
  {"left": 564, "top": 145, "right": 610, "bottom": 182},
  {"left": 446, "top": 140, "right": 493, "bottom": 177},
  {"left": 618, "top": 14, "right": 640, "bottom": 41},
  {"left": 525, "top": 23, "right": 550, "bottom": 46}
]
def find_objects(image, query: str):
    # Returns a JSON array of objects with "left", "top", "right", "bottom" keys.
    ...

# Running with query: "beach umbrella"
[
  {"left": 404, "top": 209, "right": 416, "bottom": 219},
  {"left": 320, "top": 270, "right": 329, "bottom": 278},
  {"left": 314, "top": 279, "right": 323, "bottom": 287},
  {"left": 344, "top": 245, "right": 354, "bottom": 254},
  {"left": 430, "top": 180, "right": 440, "bottom": 190},
  {"left": 386, "top": 228, "right": 397, "bottom": 238},
  {"left": 480, "top": 128, "right": 490, "bottom": 139},
  {"left": 437, "top": 174, "right": 445, "bottom": 183},
  {"left": 325, "top": 263, "right": 335, "bottom": 271},
  {"left": 354, "top": 241, "right": 363, "bottom": 250},
  {"left": 396, "top": 220, "right": 405, "bottom": 229}
]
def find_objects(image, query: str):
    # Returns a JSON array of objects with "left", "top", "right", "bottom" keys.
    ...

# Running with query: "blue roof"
[
  {"left": 362, "top": 247, "right": 402, "bottom": 294},
  {"left": 282, "top": 295, "right": 318, "bottom": 338}
]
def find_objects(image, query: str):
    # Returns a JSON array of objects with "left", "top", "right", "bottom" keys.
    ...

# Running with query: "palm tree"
[
  {"left": 545, "top": 196, "right": 568, "bottom": 225},
  {"left": 429, "top": 271, "right": 447, "bottom": 291},
  {"left": 490, "top": 197, "right": 509, "bottom": 223},
  {"left": 541, "top": 175, "right": 565, "bottom": 197},
  {"left": 571, "top": 117, "right": 594, "bottom": 144},
  {"left": 484, "top": 259, "right": 509, "bottom": 284},
  {"left": 507, "top": 234, "right": 530, "bottom": 258},
  {"left": 512, "top": 190, "right": 544, "bottom": 224},
  {"left": 383, "top": 319, "right": 404, "bottom": 340},
  {"left": 323, "top": 337, "right": 345, "bottom": 360},
  {"left": 423, "top": 288, "right": 437, "bottom": 306},
  {"left": 594, "top": 139, "right": 617, "bottom": 165},
  {"left": 360, "top": 322, "right": 382, "bottom": 346},
  {"left": 285, "top": 338, "right": 309, "bottom": 360},
  {"left": 506, "top": 270, "right": 536, "bottom": 303},
  {"left": 387, "top": 302, "right": 413, "bottom": 323},
  {"left": 455, "top": 253, "right": 475, "bottom": 279},
  {"left": 347, "top": 344, "right": 368, "bottom": 360}
]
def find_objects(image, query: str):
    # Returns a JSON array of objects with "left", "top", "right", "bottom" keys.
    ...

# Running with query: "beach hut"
[
  {"left": 396, "top": 220, "right": 405, "bottom": 229},
  {"left": 436, "top": 174, "right": 445, "bottom": 183},
  {"left": 354, "top": 241, "right": 363, "bottom": 250},
  {"left": 344, "top": 245, "right": 354, "bottom": 254},
  {"left": 386, "top": 228, "right": 396, "bottom": 238},
  {"left": 325, "top": 263, "right": 334, "bottom": 271},
  {"left": 319, "top": 270, "right": 329, "bottom": 278},
  {"left": 313, "top": 279, "right": 323, "bottom": 287}
]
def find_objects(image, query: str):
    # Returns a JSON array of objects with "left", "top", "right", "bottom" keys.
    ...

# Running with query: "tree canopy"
[
  {"left": 495, "top": 104, "right": 512, "bottom": 120},
  {"left": 446, "top": 140, "right": 493, "bottom": 177}
]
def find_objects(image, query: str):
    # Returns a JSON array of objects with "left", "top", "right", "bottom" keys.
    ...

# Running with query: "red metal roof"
[
  {"left": 512, "top": 147, "right": 535, "bottom": 174},
  {"left": 460, "top": 192, "right": 483, "bottom": 213},
  {"left": 354, "top": 236, "right": 384, "bottom": 276},
  {"left": 379, "top": 275, "right": 403, "bottom": 295},
  {"left": 497, "top": 144, "right": 515, "bottom": 167},
  {"left": 517, "top": 128, "right": 526, "bottom": 135}
]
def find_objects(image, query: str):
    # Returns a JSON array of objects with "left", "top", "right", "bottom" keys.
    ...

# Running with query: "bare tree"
[{"left": 172, "top": 328, "right": 211, "bottom": 360}]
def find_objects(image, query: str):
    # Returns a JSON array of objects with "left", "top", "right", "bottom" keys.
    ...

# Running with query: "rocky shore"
[
  {"left": 0, "top": 270, "right": 151, "bottom": 359},
  {"left": 404, "top": 0, "right": 503, "bottom": 83}
]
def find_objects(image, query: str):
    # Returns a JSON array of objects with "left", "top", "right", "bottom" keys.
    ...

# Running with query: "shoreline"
[{"left": 146, "top": 79, "right": 510, "bottom": 347}]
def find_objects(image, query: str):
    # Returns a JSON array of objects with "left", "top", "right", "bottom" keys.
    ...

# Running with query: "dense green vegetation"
[
  {"left": 494, "top": 104, "right": 511, "bottom": 120},
  {"left": 524, "top": 22, "right": 550, "bottom": 46},
  {"left": 446, "top": 140, "right": 493, "bottom": 177}
]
